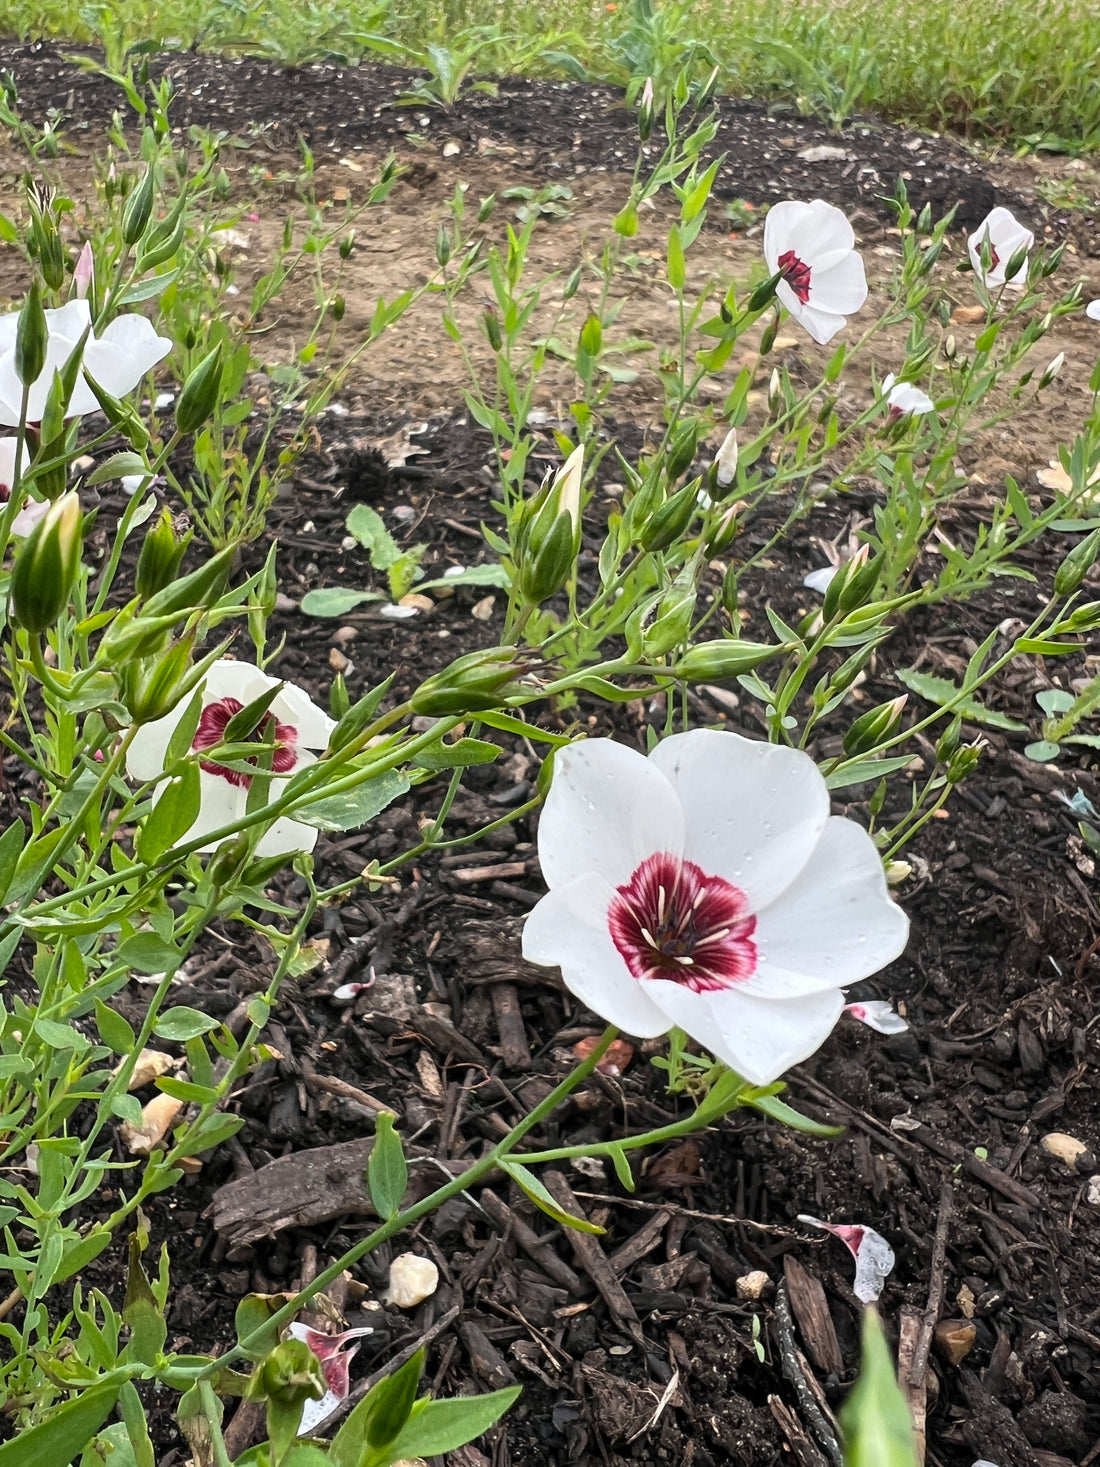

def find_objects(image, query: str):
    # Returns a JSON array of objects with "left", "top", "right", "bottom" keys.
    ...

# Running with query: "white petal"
[
  {"left": 522, "top": 877, "right": 672, "bottom": 1037},
  {"left": 254, "top": 811, "right": 319, "bottom": 857},
  {"left": 0, "top": 357, "right": 25, "bottom": 425},
  {"left": 642, "top": 980, "right": 845, "bottom": 1086},
  {"left": 810, "top": 251, "right": 867, "bottom": 315},
  {"left": 0, "top": 311, "right": 18, "bottom": 353},
  {"left": 752, "top": 816, "right": 908, "bottom": 987},
  {"left": 203, "top": 660, "right": 278, "bottom": 704},
  {"left": 297, "top": 1389, "right": 341, "bottom": 1437},
  {"left": 127, "top": 707, "right": 188, "bottom": 783},
  {"left": 11, "top": 497, "right": 49, "bottom": 537},
  {"left": 1087, "top": 300, "right": 1100, "bottom": 322},
  {"left": 845, "top": 999, "right": 908, "bottom": 1035},
  {"left": 881, "top": 373, "right": 896, "bottom": 394},
  {"left": 175, "top": 770, "right": 248, "bottom": 851},
  {"left": 45, "top": 299, "right": 92, "bottom": 336},
  {"left": 782, "top": 290, "right": 848, "bottom": 345},
  {"left": 802, "top": 566, "right": 837, "bottom": 594},
  {"left": 762, "top": 199, "right": 807, "bottom": 271},
  {"left": 0, "top": 436, "right": 28, "bottom": 487},
  {"left": 788, "top": 200, "right": 856, "bottom": 264},
  {"left": 273, "top": 680, "right": 336, "bottom": 749},
  {"left": 536, "top": 739, "right": 683, "bottom": 891},
  {"left": 648, "top": 729, "right": 829, "bottom": 911}
]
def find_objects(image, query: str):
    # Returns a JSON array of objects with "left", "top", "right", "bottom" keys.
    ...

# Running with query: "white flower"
[
  {"left": 884, "top": 377, "right": 934, "bottom": 418},
  {"left": 126, "top": 660, "right": 335, "bottom": 858},
  {"left": 713, "top": 426, "right": 739, "bottom": 488},
  {"left": 0, "top": 298, "right": 172, "bottom": 426},
  {"left": 1087, "top": 300, "right": 1100, "bottom": 322},
  {"left": 0, "top": 437, "right": 47, "bottom": 537},
  {"left": 522, "top": 730, "right": 909, "bottom": 1086},
  {"left": 966, "top": 206, "right": 1033, "bottom": 289},
  {"left": 286, "top": 1321, "right": 374, "bottom": 1436},
  {"left": 797, "top": 1214, "right": 895, "bottom": 1303},
  {"left": 763, "top": 199, "right": 868, "bottom": 346},
  {"left": 844, "top": 999, "right": 908, "bottom": 1034}
]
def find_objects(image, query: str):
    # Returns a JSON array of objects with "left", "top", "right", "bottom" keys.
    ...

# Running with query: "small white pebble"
[
  {"left": 1041, "top": 1132, "right": 1088, "bottom": 1168},
  {"left": 341, "top": 535, "right": 358, "bottom": 551},
  {"left": 154, "top": 392, "right": 175, "bottom": 411},
  {"left": 385, "top": 1254, "right": 439, "bottom": 1308},
  {"left": 302, "top": 520, "right": 315, "bottom": 533},
  {"left": 379, "top": 604, "right": 418, "bottom": 620}
]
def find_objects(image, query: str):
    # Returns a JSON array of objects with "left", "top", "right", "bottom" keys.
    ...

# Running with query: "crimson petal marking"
[
  {"left": 777, "top": 249, "right": 813, "bottom": 304},
  {"left": 608, "top": 852, "right": 757, "bottom": 992},
  {"left": 192, "top": 696, "right": 298, "bottom": 787}
]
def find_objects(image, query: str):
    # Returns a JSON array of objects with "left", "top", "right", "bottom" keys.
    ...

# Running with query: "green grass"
[{"left": 1, "top": 0, "right": 1098, "bottom": 151}]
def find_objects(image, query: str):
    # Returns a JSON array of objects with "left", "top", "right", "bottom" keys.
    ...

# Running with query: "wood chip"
[
  {"left": 542, "top": 1171, "right": 641, "bottom": 1338},
  {"left": 490, "top": 982, "right": 532, "bottom": 1070},
  {"left": 783, "top": 1255, "right": 843, "bottom": 1378},
  {"left": 451, "top": 861, "right": 528, "bottom": 884},
  {"left": 479, "top": 1188, "right": 584, "bottom": 1294}
]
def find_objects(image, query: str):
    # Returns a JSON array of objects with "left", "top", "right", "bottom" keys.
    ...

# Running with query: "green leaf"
[
  {"left": 667, "top": 225, "right": 686, "bottom": 291},
  {"left": 825, "top": 755, "right": 914, "bottom": 790},
  {"left": 8, "top": 825, "right": 68, "bottom": 906},
  {"left": 501, "top": 1161, "right": 605, "bottom": 1234},
  {"left": 364, "top": 1349, "right": 425, "bottom": 1449},
  {"left": 895, "top": 669, "right": 1027, "bottom": 732},
  {"left": 33, "top": 1017, "right": 91, "bottom": 1052},
  {"left": 117, "top": 269, "right": 180, "bottom": 304},
  {"left": 367, "top": 1113, "right": 407, "bottom": 1220},
  {"left": 1036, "top": 688, "right": 1075, "bottom": 715},
  {"left": 155, "top": 1076, "right": 220, "bottom": 1104},
  {"left": 79, "top": 1422, "right": 138, "bottom": 1467},
  {"left": 840, "top": 1307, "right": 920, "bottom": 1467},
  {"left": 153, "top": 1006, "right": 219, "bottom": 1042},
  {"left": 116, "top": 933, "right": 184, "bottom": 975},
  {"left": 55, "top": 1228, "right": 112, "bottom": 1284},
  {"left": 235, "top": 1292, "right": 295, "bottom": 1362},
  {"left": 295, "top": 770, "right": 410, "bottom": 833},
  {"left": 608, "top": 1144, "right": 635, "bottom": 1192},
  {"left": 122, "top": 1234, "right": 167, "bottom": 1366},
  {"left": 1024, "top": 739, "right": 1062, "bottom": 762},
  {"left": 299, "top": 587, "right": 382, "bottom": 617},
  {"left": 177, "top": 1113, "right": 245, "bottom": 1156},
  {"left": 1016, "top": 638, "right": 1083, "bottom": 656},
  {"left": 0, "top": 1383, "right": 120, "bottom": 1467},
  {"left": 414, "top": 737, "right": 500, "bottom": 771},
  {"left": 383, "top": 1387, "right": 521, "bottom": 1462},
  {"left": 0, "top": 820, "right": 26, "bottom": 906},
  {"left": 95, "top": 999, "right": 136, "bottom": 1055},
  {"left": 136, "top": 763, "right": 202, "bottom": 864},
  {"left": 747, "top": 1092, "right": 844, "bottom": 1137},
  {"left": 416, "top": 564, "right": 508, "bottom": 593},
  {"left": 346, "top": 504, "right": 402, "bottom": 569},
  {"left": 85, "top": 451, "right": 148, "bottom": 488}
]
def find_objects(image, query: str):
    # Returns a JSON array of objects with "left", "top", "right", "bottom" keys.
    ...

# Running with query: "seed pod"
[
  {"left": 135, "top": 510, "right": 190, "bottom": 599},
  {"left": 14, "top": 281, "right": 47, "bottom": 393},
  {"left": 175, "top": 346, "right": 224, "bottom": 435},
  {"left": 122, "top": 166, "right": 156, "bottom": 248},
  {"left": 641, "top": 479, "right": 699, "bottom": 553},
  {"left": 1054, "top": 527, "right": 1100, "bottom": 597},
  {"left": 410, "top": 646, "right": 528, "bottom": 716}
]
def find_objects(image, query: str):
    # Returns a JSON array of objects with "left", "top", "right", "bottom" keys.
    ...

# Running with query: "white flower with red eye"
[
  {"left": 0, "top": 298, "right": 172, "bottom": 426},
  {"left": 522, "top": 730, "right": 909, "bottom": 1086},
  {"left": 966, "top": 206, "right": 1033, "bottom": 289},
  {"left": 285, "top": 1322, "right": 374, "bottom": 1436},
  {"left": 126, "top": 660, "right": 335, "bottom": 858},
  {"left": 798, "top": 1214, "right": 895, "bottom": 1303},
  {"left": 845, "top": 999, "right": 908, "bottom": 1035},
  {"left": 0, "top": 437, "right": 48, "bottom": 537},
  {"left": 881, "top": 374, "right": 934, "bottom": 419},
  {"left": 762, "top": 199, "right": 868, "bottom": 346}
]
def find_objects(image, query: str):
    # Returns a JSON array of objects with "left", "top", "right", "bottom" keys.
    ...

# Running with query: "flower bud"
[
  {"left": 435, "top": 223, "right": 452, "bottom": 268},
  {"left": 665, "top": 420, "right": 699, "bottom": 481},
  {"left": 942, "top": 334, "right": 957, "bottom": 361},
  {"left": 713, "top": 427, "right": 738, "bottom": 488},
  {"left": 482, "top": 308, "right": 502, "bottom": 352},
  {"left": 516, "top": 509, "right": 577, "bottom": 604},
  {"left": 747, "top": 270, "right": 782, "bottom": 312},
  {"left": 705, "top": 502, "right": 740, "bottom": 555},
  {"left": 135, "top": 509, "right": 191, "bottom": 599},
  {"left": 671, "top": 639, "right": 782, "bottom": 681},
  {"left": 1054, "top": 527, "right": 1100, "bottom": 596},
  {"left": 822, "top": 546, "right": 877, "bottom": 620},
  {"left": 330, "top": 293, "right": 345, "bottom": 322},
  {"left": 842, "top": 695, "right": 907, "bottom": 757},
  {"left": 946, "top": 742, "right": 983, "bottom": 783},
  {"left": 1004, "top": 242, "right": 1029, "bottom": 283},
  {"left": 767, "top": 367, "right": 782, "bottom": 411},
  {"left": 10, "top": 491, "right": 82, "bottom": 633},
  {"left": 122, "top": 636, "right": 198, "bottom": 724},
  {"left": 513, "top": 447, "right": 583, "bottom": 603},
  {"left": 1038, "top": 351, "right": 1065, "bottom": 388},
  {"left": 638, "top": 76, "right": 655, "bottom": 141},
  {"left": 257, "top": 1340, "right": 326, "bottom": 1409},
  {"left": 206, "top": 833, "right": 253, "bottom": 888},
  {"left": 477, "top": 193, "right": 496, "bottom": 223},
  {"left": 641, "top": 478, "right": 699, "bottom": 552},
  {"left": 73, "top": 241, "right": 95, "bottom": 301},
  {"left": 410, "top": 646, "right": 529, "bottom": 716},
  {"left": 142, "top": 542, "right": 236, "bottom": 619},
  {"left": 15, "top": 281, "right": 47, "bottom": 393},
  {"left": 122, "top": 166, "right": 156, "bottom": 247},
  {"left": 339, "top": 231, "right": 355, "bottom": 259},
  {"left": 935, "top": 716, "right": 962, "bottom": 764},
  {"left": 175, "top": 346, "right": 224, "bottom": 436}
]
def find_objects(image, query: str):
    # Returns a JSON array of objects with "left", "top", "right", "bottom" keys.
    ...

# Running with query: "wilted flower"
[
  {"left": 126, "top": 660, "right": 335, "bottom": 857},
  {"left": 763, "top": 199, "right": 868, "bottom": 345},
  {"left": 522, "top": 730, "right": 908, "bottom": 1086},
  {"left": 797, "top": 1214, "right": 895, "bottom": 1302},
  {"left": 966, "top": 206, "right": 1033, "bottom": 289},
  {"left": 0, "top": 298, "right": 171, "bottom": 425},
  {"left": 845, "top": 999, "right": 908, "bottom": 1034},
  {"left": 286, "top": 1322, "right": 374, "bottom": 1436},
  {"left": 881, "top": 373, "right": 934, "bottom": 418},
  {"left": 0, "top": 437, "right": 47, "bottom": 537}
]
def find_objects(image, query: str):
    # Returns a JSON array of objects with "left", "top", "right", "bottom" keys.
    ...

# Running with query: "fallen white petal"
[
  {"left": 845, "top": 999, "right": 909, "bottom": 1034},
  {"left": 798, "top": 1215, "right": 895, "bottom": 1303},
  {"left": 802, "top": 565, "right": 838, "bottom": 594}
]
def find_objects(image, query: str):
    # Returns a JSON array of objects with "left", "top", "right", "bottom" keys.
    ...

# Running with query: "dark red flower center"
[
  {"left": 778, "top": 249, "right": 813, "bottom": 304},
  {"left": 990, "top": 243, "right": 1000, "bottom": 269},
  {"left": 192, "top": 696, "right": 298, "bottom": 788},
  {"left": 607, "top": 852, "right": 758, "bottom": 993}
]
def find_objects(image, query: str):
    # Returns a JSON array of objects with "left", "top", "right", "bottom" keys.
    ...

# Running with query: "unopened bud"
[
  {"left": 665, "top": 420, "right": 699, "bottom": 481},
  {"left": 15, "top": 281, "right": 47, "bottom": 393},
  {"left": 672, "top": 639, "right": 781, "bottom": 681},
  {"left": 638, "top": 76, "right": 655, "bottom": 141},
  {"left": 73, "top": 241, "right": 95, "bottom": 300},
  {"left": 123, "top": 637, "right": 198, "bottom": 724},
  {"left": 339, "top": 231, "right": 355, "bottom": 259},
  {"left": 257, "top": 1340, "right": 326, "bottom": 1408},
  {"left": 823, "top": 546, "right": 877, "bottom": 619},
  {"left": 482, "top": 308, "right": 502, "bottom": 352},
  {"left": 409, "top": 646, "right": 529, "bottom": 716},
  {"left": 10, "top": 491, "right": 82, "bottom": 633},
  {"left": 842, "top": 695, "right": 907, "bottom": 757},
  {"left": 1039, "top": 351, "right": 1065, "bottom": 388},
  {"left": 1054, "top": 526, "right": 1100, "bottom": 596},
  {"left": 946, "top": 742, "right": 983, "bottom": 783},
  {"left": 748, "top": 271, "right": 782, "bottom": 313},
  {"left": 175, "top": 346, "right": 224, "bottom": 435},
  {"left": 705, "top": 501, "right": 740, "bottom": 555},
  {"left": 122, "top": 166, "right": 156, "bottom": 247},
  {"left": 768, "top": 367, "right": 782, "bottom": 411},
  {"left": 477, "top": 192, "right": 496, "bottom": 223},
  {"left": 641, "top": 478, "right": 699, "bottom": 553},
  {"left": 935, "top": 716, "right": 963, "bottom": 765},
  {"left": 135, "top": 509, "right": 191, "bottom": 599},
  {"left": 943, "top": 334, "right": 957, "bottom": 361},
  {"left": 713, "top": 426, "right": 739, "bottom": 488}
]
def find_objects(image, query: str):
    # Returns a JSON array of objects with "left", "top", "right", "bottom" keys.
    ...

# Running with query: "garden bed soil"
[{"left": 0, "top": 43, "right": 1099, "bottom": 1467}]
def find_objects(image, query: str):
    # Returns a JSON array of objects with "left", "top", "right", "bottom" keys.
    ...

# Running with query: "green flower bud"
[
  {"left": 136, "top": 510, "right": 192, "bottom": 599},
  {"left": 1003, "top": 242, "right": 1029, "bottom": 283},
  {"left": 759, "top": 313, "right": 780, "bottom": 356},
  {"left": 513, "top": 446, "right": 583, "bottom": 604},
  {"left": 665, "top": 420, "right": 700, "bottom": 481},
  {"left": 175, "top": 346, "right": 224, "bottom": 436},
  {"left": 482, "top": 309, "right": 502, "bottom": 352},
  {"left": 842, "top": 695, "right": 907, "bottom": 757},
  {"left": 142, "top": 542, "right": 236, "bottom": 619},
  {"left": 747, "top": 270, "right": 782, "bottom": 312},
  {"left": 38, "top": 230, "right": 66, "bottom": 292},
  {"left": 946, "top": 742, "right": 983, "bottom": 784},
  {"left": 330, "top": 293, "right": 346, "bottom": 322},
  {"left": 477, "top": 192, "right": 496, "bottom": 222},
  {"left": 641, "top": 478, "right": 699, "bottom": 552},
  {"left": 122, "top": 636, "right": 197, "bottom": 724},
  {"left": 935, "top": 716, "right": 963, "bottom": 764},
  {"left": 516, "top": 510, "right": 577, "bottom": 604},
  {"left": 638, "top": 77, "right": 655, "bottom": 141},
  {"left": 15, "top": 281, "right": 47, "bottom": 393},
  {"left": 206, "top": 833, "right": 254, "bottom": 888},
  {"left": 436, "top": 223, "right": 452, "bottom": 268},
  {"left": 10, "top": 491, "right": 82, "bottom": 633},
  {"left": 705, "top": 502, "right": 740, "bottom": 556},
  {"left": 823, "top": 546, "right": 877, "bottom": 620},
  {"left": 410, "top": 646, "right": 530, "bottom": 716},
  {"left": 671, "top": 638, "right": 782, "bottom": 681},
  {"left": 1054, "top": 527, "right": 1100, "bottom": 597},
  {"left": 257, "top": 1340, "right": 326, "bottom": 1407},
  {"left": 123, "top": 166, "right": 156, "bottom": 247},
  {"left": 339, "top": 231, "right": 355, "bottom": 259}
]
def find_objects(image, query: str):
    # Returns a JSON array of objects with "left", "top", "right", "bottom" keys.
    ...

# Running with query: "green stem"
[{"left": 198, "top": 1380, "right": 233, "bottom": 1467}]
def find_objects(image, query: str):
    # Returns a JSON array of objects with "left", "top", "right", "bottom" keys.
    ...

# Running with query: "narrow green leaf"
[
  {"left": 367, "top": 1113, "right": 407, "bottom": 1220},
  {"left": 895, "top": 668, "right": 1027, "bottom": 732},
  {"left": 747, "top": 1092, "right": 844, "bottom": 1138},
  {"left": 608, "top": 1145, "right": 635, "bottom": 1192},
  {"left": 840, "top": 1307, "right": 920, "bottom": 1467},
  {"left": 384, "top": 1387, "right": 522, "bottom": 1462},
  {"left": 136, "top": 763, "right": 201, "bottom": 864},
  {"left": 0, "top": 821, "right": 26, "bottom": 906},
  {"left": 502, "top": 1161, "right": 605, "bottom": 1234},
  {"left": 0, "top": 1384, "right": 120, "bottom": 1467},
  {"left": 299, "top": 587, "right": 382, "bottom": 617}
]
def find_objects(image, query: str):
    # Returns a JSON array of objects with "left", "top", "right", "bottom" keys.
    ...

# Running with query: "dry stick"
[
  {"left": 897, "top": 1307, "right": 928, "bottom": 1465},
  {"left": 479, "top": 1188, "right": 585, "bottom": 1295},
  {"left": 909, "top": 1185, "right": 953, "bottom": 1389},
  {"left": 774, "top": 1280, "right": 843, "bottom": 1467},
  {"left": 543, "top": 1171, "right": 642, "bottom": 1341},
  {"left": 299, "top": 1057, "right": 396, "bottom": 1117},
  {"left": 490, "top": 981, "right": 532, "bottom": 1071}
]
